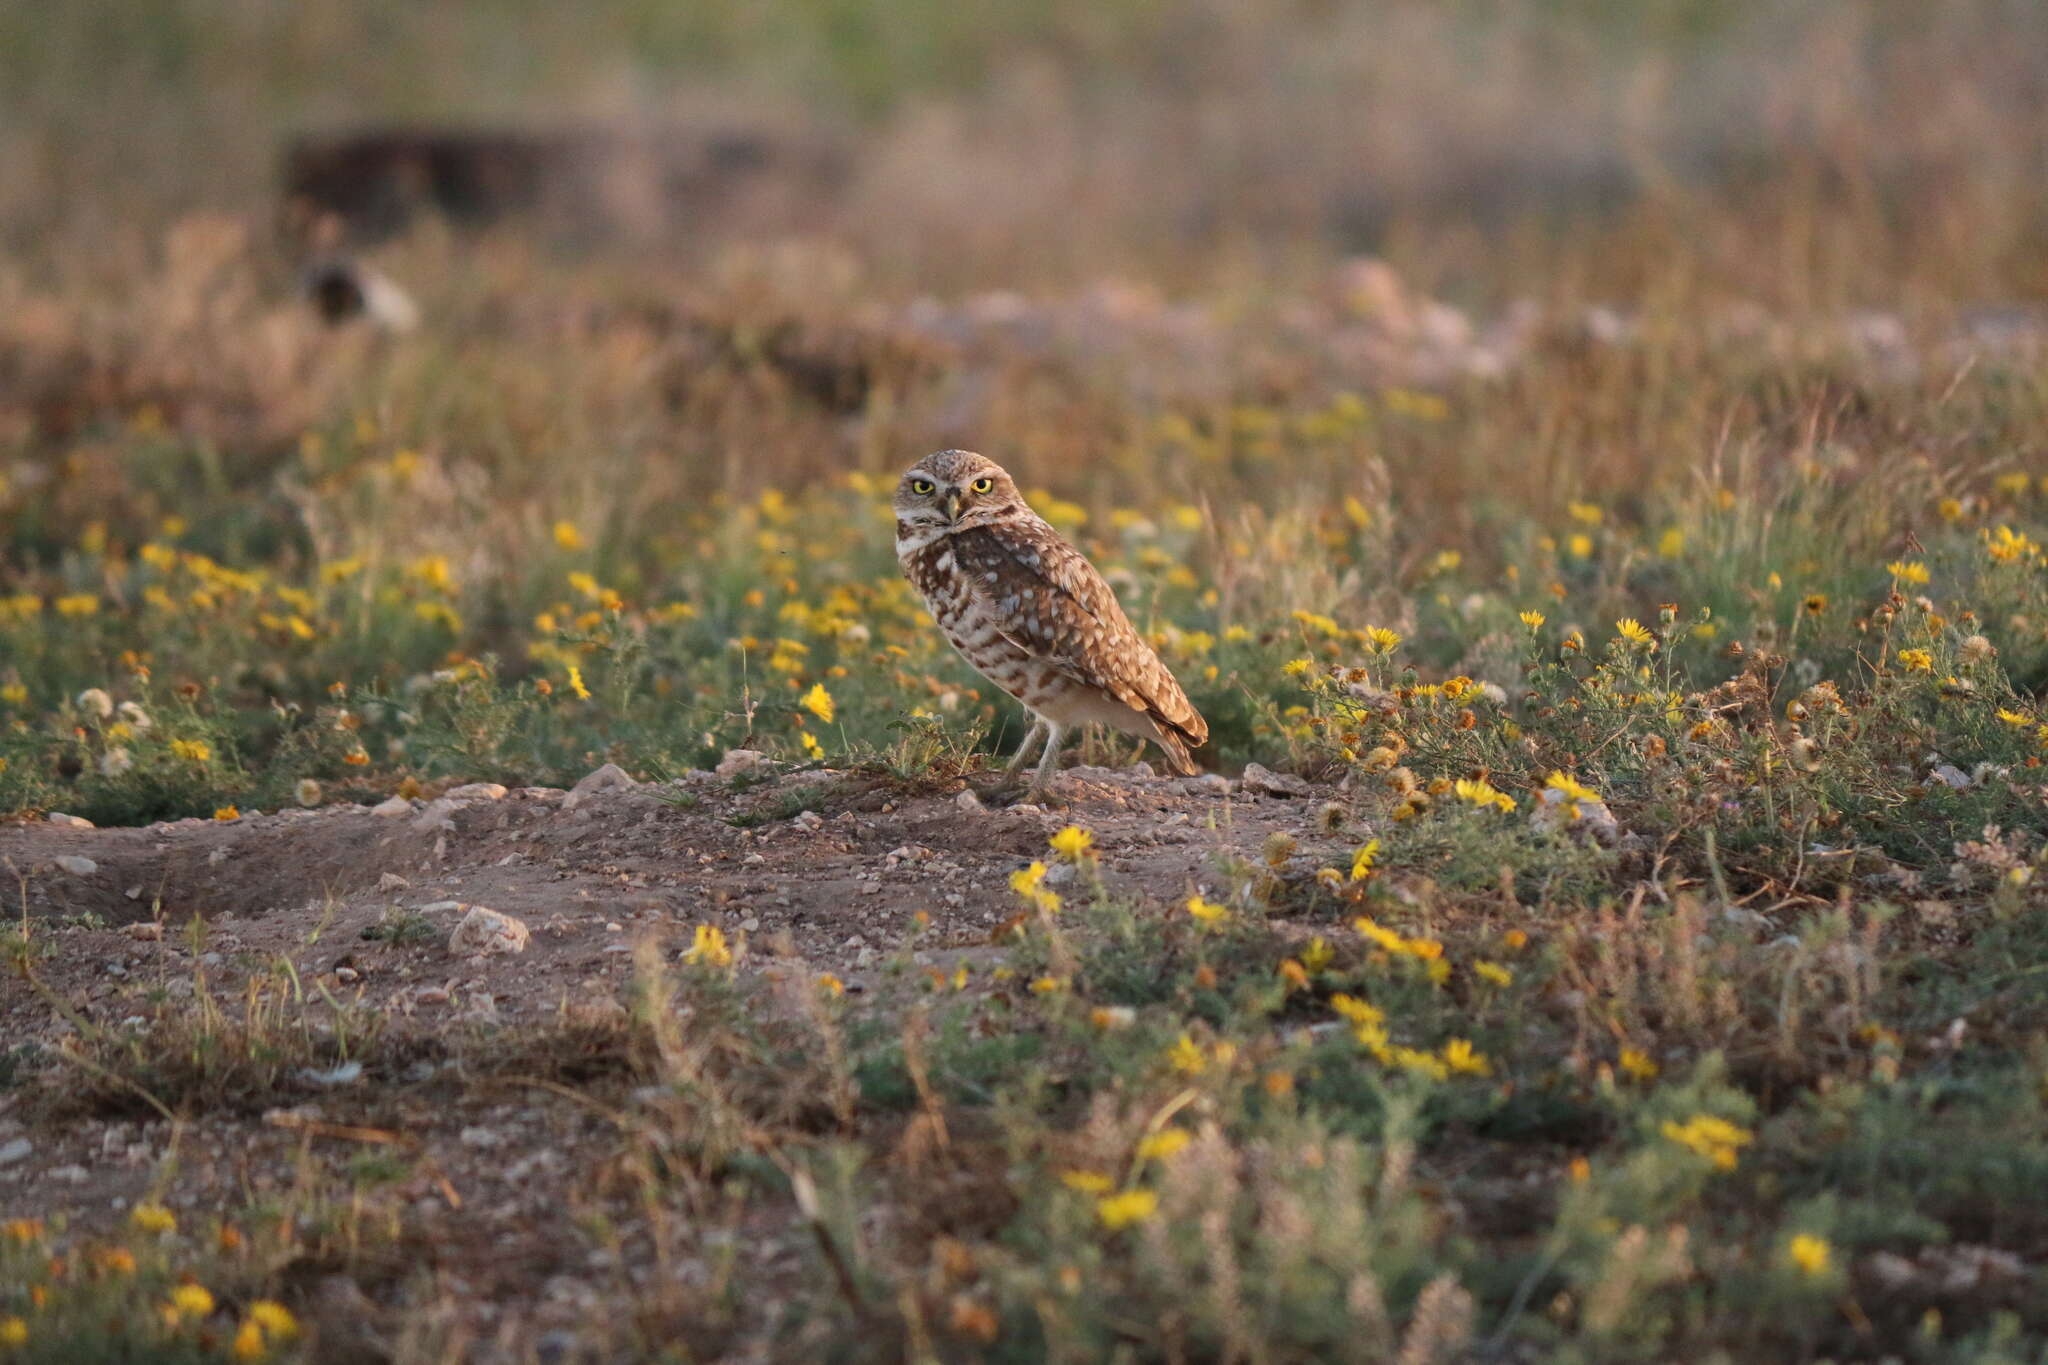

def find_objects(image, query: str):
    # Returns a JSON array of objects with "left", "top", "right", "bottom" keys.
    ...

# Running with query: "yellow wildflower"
[
  {"left": 1301, "top": 937, "right": 1334, "bottom": 973},
  {"left": 1887, "top": 559, "right": 1930, "bottom": 585},
  {"left": 1354, "top": 916, "right": 1406, "bottom": 954},
  {"left": 1029, "top": 976, "right": 1066, "bottom": 994},
  {"left": 131, "top": 1203, "right": 177, "bottom": 1234},
  {"left": 1009, "top": 861, "right": 1062, "bottom": 913},
  {"left": 1614, "top": 617, "right": 1654, "bottom": 647},
  {"left": 1897, "top": 649, "right": 1934, "bottom": 673},
  {"left": 1786, "top": 1234, "right": 1831, "bottom": 1277},
  {"left": 1364, "top": 626, "right": 1402, "bottom": 654},
  {"left": 1281, "top": 657, "right": 1313, "bottom": 678},
  {"left": 801, "top": 682, "right": 835, "bottom": 723},
  {"left": 552, "top": 520, "right": 584, "bottom": 551},
  {"left": 1619, "top": 1048, "right": 1660, "bottom": 1081},
  {"left": 1061, "top": 1169, "right": 1113, "bottom": 1194},
  {"left": 684, "top": 924, "right": 733, "bottom": 969},
  {"left": 213, "top": 806, "right": 239, "bottom": 822},
  {"left": 1185, "top": 895, "right": 1228, "bottom": 924},
  {"left": 1349, "top": 839, "right": 1381, "bottom": 881},
  {"left": 1660, "top": 1114, "right": 1753, "bottom": 1169},
  {"left": 1096, "top": 1189, "right": 1159, "bottom": 1230},
  {"left": 409, "top": 555, "right": 453, "bottom": 592},
  {"left": 1135, "top": 1129, "right": 1191, "bottom": 1161},
  {"left": 1998, "top": 709, "right": 2032, "bottom": 727},
  {"left": 1519, "top": 610, "right": 1546, "bottom": 630},
  {"left": 170, "top": 739, "right": 210, "bottom": 763},
  {"left": 1330, "top": 994, "right": 1384, "bottom": 1029},
  {"left": 1544, "top": 771, "right": 1600, "bottom": 805},
  {"left": 1473, "top": 961, "right": 1513, "bottom": 988},
  {"left": 168, "top": 1284, "right": 216, "bottom": 1318},
  {"left": 1390, "top": 1046, "right": 1450, "bottom": 1080},
  {"left": 231, "top": 1321, "right": 266, "bottom": 1361},
  {"left": 0, "top": 1319, "right": 23, "bottom": 1348},
  {"left": 1049, "top": 825, "right": 1094, "bottom": 860},
  {"left": 1167, "top": 1034, "right": 1208, "bottom": 1074},
  {"left": 1441, "top": 1038, "right": 1491, "bottom": 1076},
  {"left": 1454, "top": 777, "right": 1515, "bottom": 813},
  {"left": 799, "top": 731, "right": 824, "bottom": 760}
]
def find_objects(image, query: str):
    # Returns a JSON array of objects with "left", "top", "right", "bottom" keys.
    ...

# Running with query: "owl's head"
[{"left": 893, "top": 449, "right": 1024, "bottom": 532}]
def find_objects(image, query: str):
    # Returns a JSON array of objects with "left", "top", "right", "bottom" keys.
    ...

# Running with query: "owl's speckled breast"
[{"left": 902, "top": 534, "right": 1063, "bottom": 710}]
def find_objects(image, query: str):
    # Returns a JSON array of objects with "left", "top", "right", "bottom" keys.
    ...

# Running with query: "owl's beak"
[{"left": 939, "top": 489, "right": 966, "bottom": 522}]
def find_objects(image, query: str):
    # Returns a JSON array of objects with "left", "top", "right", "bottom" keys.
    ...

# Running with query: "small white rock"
[
  {"left": 955, "top": 790, "right": 984, "bottom": 812},
  {"left": 298, "top": 1062, "right": 363, "bottom": 1087},
  {"left": 413, "top": 798, "right": 459, "bottom": 832},
  {"left": 47, "top": 812, "right": 94, "bottom": 829},
  {"left": 445, "top": 783, "right": 508, "bottom": 801},
  {"left": 448, "top": 905, "right": 531, "bottom": 956},
  {"left": 565, "top": 763, "right": 639, "bottom": 809},
  {"left": 378, "top": 872, "right": 412, "bottom": 892},
  {"left": 371, "top": 797, "right": 414, "bottom": 818},
  {"left": 55, "top": 855, "right": 97, "bottom": 876},
  {"left": 0, "top": 1137, "right": 32, "bottom": 1166}
]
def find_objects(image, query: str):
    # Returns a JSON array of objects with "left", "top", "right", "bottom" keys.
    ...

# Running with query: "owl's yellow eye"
[
  {"left": 971, "top": 476, "right": 994, "bottom": 493},
  {"left": 910, "top": 478, "right": 935, "bottom": 496}
]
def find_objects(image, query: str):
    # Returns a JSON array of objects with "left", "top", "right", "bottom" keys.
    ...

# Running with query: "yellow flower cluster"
[{"left": 1660, "top": 1114, "right": 1753, "bottom": 1169}]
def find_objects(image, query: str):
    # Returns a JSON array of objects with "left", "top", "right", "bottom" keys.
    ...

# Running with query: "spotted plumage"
[{"left": 894, "top": 449, "right": 1207, "bottom": 795}]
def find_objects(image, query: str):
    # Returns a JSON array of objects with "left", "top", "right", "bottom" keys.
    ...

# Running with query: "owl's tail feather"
[{"left": 1152, "top": 727, "right": 1200, "bottom": 777}]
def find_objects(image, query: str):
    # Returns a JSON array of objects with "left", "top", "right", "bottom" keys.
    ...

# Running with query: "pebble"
[
  {"left": 565, "top": 763, "right": 639, "bottom": 808},
  {"left": 123, "top": 922, "right": 163, "bottom": 941},
  {"left": 448, "top": 905, "right": 532, "bottom": 956},
  {"left": 714, "top": 749, "right": 769, "bottom": 778},
  {"left": 47, "top": 812, "right": 94, "bottom": 829},
  {"left": 445, "top": 783, "right": 509, "bottom": 801},
  {"left": 371, "top": 797, "right": 414, "bottom": 818},
  {"left": 955, "top": 790, "right": 984, "bottom": 812},
  {"left": 0, "top": 1138, "right": 31, "bottom": 1166},
  {"left": 298, "top": 1062, "right": 363, "bottom": 1087},
  {"left": 413, "top": 798, "right": 460, "bottom": 832},
  {"left": 55, "top": 855, "right": 97, "bottom": 875},
  {"left": 379, "top": 872, "right": 412, "bottom": 891},
  {"left": 1240, "top": 763, "right": 1310, "bottom": 797}
]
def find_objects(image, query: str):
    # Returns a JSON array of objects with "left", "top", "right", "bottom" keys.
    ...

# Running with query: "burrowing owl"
[{"left": 894, "top": 450, "right": 1208, "bottom": 796}]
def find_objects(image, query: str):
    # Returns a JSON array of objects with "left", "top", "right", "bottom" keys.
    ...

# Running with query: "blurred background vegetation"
[{"left": 5, "top": 0, "right": 2047, "bottom": 301}]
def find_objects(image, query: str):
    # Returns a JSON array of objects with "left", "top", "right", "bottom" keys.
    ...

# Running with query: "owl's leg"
[
  {"left": 1026, "top": 722, "right": 1066, "bottom": 803},
  {"left": 1004, "top": 718, "right": 1049, "bottom": 775}
]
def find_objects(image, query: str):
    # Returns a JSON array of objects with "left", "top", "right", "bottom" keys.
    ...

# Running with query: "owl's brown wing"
[{"left": 952, "top": 523, "right": 1209, "bottom": 749}]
